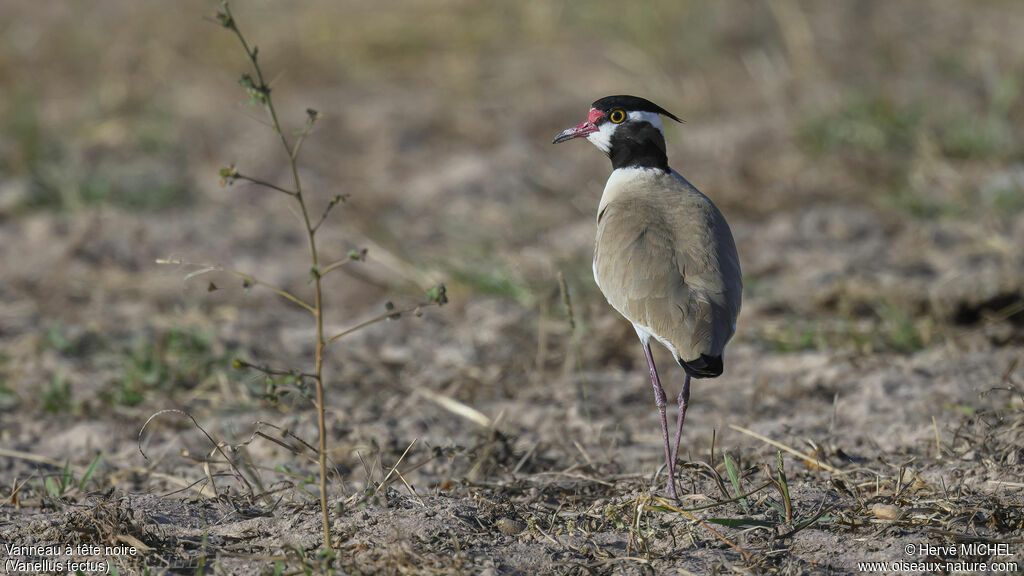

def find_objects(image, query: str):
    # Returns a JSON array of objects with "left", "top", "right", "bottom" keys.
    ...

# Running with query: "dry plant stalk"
[{"left": 155, "top": 1, "right": 447, "bottom": 551}]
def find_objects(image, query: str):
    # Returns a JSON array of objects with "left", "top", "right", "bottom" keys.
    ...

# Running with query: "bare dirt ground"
[{"left": 1, "top": 1, "right": 1023, "bottom": 574}]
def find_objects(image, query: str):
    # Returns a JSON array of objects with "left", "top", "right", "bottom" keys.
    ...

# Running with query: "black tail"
[{"left": 678, "top": 354, "right": 723, "bottom": 378}]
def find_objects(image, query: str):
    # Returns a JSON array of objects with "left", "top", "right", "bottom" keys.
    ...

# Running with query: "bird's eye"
[{"left": 609, "top": 109, "right": 626, "bottom": 124}]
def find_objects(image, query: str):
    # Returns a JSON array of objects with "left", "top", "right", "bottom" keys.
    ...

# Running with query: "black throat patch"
[{"left": 607, "top": 121, "right": 670, "bottom": 171}]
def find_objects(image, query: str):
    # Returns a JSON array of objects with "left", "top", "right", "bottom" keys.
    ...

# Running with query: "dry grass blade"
[
  {"left": 0, "top": 447, "right": 91, "bottom": 477},
  {"left": 531, "top": 469, "right": 616, "bottom": 487},
  {"left": 342, "top": 438, "right": 421, "bottom": 508},
  {"left": 375, "top": 438, "right": 418, "bottom": 496},
  {"left": 393, "top": 467, "right": 425, "bottom": 506},
  {"left": 986, "top": 480, "right": 1024, "bottom": 489},
  {"left": 412, "top": 387, "right": 492, "bottom": 428},
  {"left": 729, "top": 424, "right": 843, "bottom": 474}
]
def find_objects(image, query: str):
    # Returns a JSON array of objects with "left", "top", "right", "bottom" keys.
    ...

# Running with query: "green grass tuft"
[
  {"left": 42, "top": 371, "right": 73, "bottom": 414},
  {"left": 101, "top": 327, "right": 227, "bottom": 407},
  {"left": 800, "top": 96, "right": 921, "bottom": 156}
]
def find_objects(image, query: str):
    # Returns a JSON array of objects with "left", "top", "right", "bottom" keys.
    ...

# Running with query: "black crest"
[
  {"left": 592, "top": 95, "right": 683, "bottom": 124},
  {"left": 592, "top": 95, "right": 682, "bottom": 171}
]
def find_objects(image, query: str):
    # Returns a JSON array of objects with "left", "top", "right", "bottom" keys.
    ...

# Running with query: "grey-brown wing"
[{"left": 595, "top": 198, "right": 738, "bottom": 361}]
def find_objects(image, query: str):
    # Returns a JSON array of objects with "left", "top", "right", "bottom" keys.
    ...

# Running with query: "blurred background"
[{"left": 1, "top": 0, "right": 1022, "bottom": 494}]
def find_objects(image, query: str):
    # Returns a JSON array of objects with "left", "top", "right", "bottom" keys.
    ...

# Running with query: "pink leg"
[
  {"left": 642, "top": 339, "right": 677, "bottom": 498},
  {"left": 670, "top": 374, "right": 691, "bottom": 475}
]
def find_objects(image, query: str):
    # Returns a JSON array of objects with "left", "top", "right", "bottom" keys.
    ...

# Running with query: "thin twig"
[
  {"left": 218, "top": 1, "right": 333, "bottom": 547},
  {"left": 138, "top": 409, "right": 254, "bottom": 497},
  {"left": 234, "top": 359, "right": 318, "bottom": 381},
  {"left": 319, "top": 257, "right": 356, "bottom": 278},
  {"left": 675, "top": 480, "right": 774, "bottom": 513},
  {"left": 157, "top": 258, "right": 315, "bottom": 314},
  {"left": 291, "top": 109, "right": 321, "bottom": 161},
  {"left": 152, "top": 471, "right": 225, "bottom": 499},
  {"left": 650, "top": 497, "right": 754, "bottom": 562},
  {"left": 326, "top": 300, "right": 441, "bottom": 344},
  {"left": 252, "top": 431, "right": 318, "bottom": 464},
  {"left": 237, "top": 422, "right": 348, "bottom": 491},
  {"left": 235, "top": 174, "right": 296, "bottom": 197},
  {"left": 292, "top": 133, "right": 311, "bottom": 161},
  {"left": 311, "top": 194, "right": 347, "bottom": 233}
]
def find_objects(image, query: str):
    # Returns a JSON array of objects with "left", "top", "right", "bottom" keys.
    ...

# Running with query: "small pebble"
[
  {"left": 871, "top": 503, "right": 901, "bottom": 520},
  {"left": 496, "top": 517, "right": 526, "bottom": 536}
]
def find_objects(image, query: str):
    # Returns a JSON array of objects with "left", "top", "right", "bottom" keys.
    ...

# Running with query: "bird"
[{"left": 552, "top": 95, "right": 742, "bottom": 498}]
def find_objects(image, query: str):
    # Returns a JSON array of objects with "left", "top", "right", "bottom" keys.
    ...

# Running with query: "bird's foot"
[{"left": 652, "top": 462, "right": 680, "bottom": 499}]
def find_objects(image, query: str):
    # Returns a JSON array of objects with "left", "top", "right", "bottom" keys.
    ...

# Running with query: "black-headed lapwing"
[{"left": 553, "top": 95, "right": 742, "bottom": 498}]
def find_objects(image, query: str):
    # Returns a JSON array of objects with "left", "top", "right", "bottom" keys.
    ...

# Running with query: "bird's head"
[{"left": 552, "top": 95, "right": 683, "bottom": 171}]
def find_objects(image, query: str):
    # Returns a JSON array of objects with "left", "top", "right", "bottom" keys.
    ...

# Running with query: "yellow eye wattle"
[{"left": 609, "top": 109, "right": 626, "bottom": 124}]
